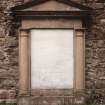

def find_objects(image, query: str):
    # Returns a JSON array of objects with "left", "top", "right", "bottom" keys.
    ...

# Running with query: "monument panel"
[{"left": 31, "top": 29, "right": 74, "bottom": 89}]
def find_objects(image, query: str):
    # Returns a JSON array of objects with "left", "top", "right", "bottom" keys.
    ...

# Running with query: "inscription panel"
[{"left": 31, "top": 29, "right": 74, "bottom": 89}]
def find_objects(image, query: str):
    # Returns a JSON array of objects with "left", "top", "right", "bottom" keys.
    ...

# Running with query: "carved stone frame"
[{"left": 19, "top": 19, "right": 85, "bottom": 96}]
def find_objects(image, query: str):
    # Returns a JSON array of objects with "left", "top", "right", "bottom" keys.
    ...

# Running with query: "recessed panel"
[{"left": 31, "top": 29, "right": 74, "bottom": 89}]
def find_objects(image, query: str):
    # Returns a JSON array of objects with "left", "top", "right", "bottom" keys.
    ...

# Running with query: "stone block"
[{"left": 18, "top": 96, "right": 31, "bottom": 105}]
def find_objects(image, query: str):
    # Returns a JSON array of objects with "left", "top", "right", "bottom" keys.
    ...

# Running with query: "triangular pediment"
[
  {"left": 12, "top": 0, "right": 92, "bottom": 11},
  {"left": 22, "top": 0, "right": 80, "bottom": 11}
]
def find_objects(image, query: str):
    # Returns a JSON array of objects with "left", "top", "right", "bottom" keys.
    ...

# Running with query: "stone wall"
[
  {"left": 0, "top": 0, "right": 18, "bottom": 103},
  {"left": 0, "top": 0, "right": 105, "bottom": 104},
  {"left": 85, "top": 20, "right": 105, "bottom": 104}
]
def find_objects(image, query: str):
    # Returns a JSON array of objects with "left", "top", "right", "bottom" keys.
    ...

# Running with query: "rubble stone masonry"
[
  {"left": 0, "top": 0, "right": 18, "bottom": 102},
  {"left": 0, "top": 0, "right": 105, "bottom": 104}
]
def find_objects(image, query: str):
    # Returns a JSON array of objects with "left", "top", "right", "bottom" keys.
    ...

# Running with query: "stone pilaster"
[
  {"left": 75, "top": 29, "right": 85, "bottom": 90},
  {"left": 19, "top": 30, "right": 30, "bottom": 95}
]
